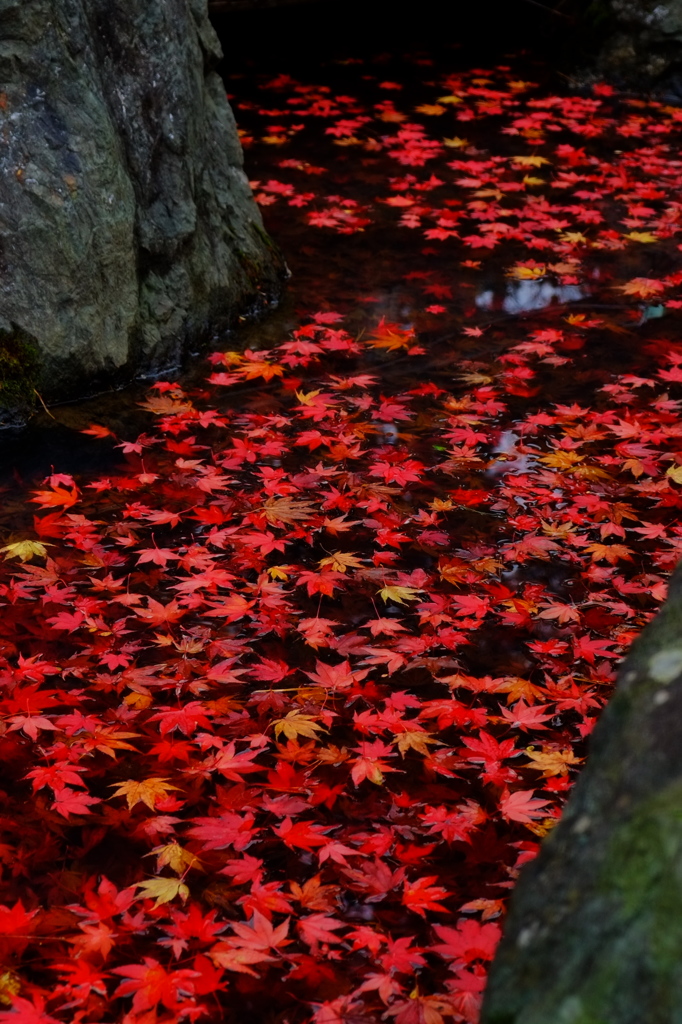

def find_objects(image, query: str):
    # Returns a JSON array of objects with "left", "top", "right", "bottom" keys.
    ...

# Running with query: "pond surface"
[{"left": 2, "top": 46, "right": 682, "bottom": 1024}]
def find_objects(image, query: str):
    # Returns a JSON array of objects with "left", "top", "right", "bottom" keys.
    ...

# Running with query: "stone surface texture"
[
  {"left": 0, "top": 0, "right": 285, "bottom": 408},
  {"left": 481, "top": 561, "right": 682, "bottom": 1024},
  {"left": 598, "top": 0, "right": 682, "bottom": 82}
]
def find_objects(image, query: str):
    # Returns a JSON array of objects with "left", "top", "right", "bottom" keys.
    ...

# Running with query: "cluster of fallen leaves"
[
  {"left": 241, "top": 69, "right": 682, "bottom": 275},
  {"left": 2, "top": 55, "right": 682, "bottom": 1024}
]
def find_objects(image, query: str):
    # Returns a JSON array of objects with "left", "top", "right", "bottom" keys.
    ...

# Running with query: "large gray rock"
[
  {"left": 481, "top": 563, "right": 682, "bottom": 1024},
  {"left": 597, "top": 1, "right": 682, "bottom": 83},
  {"left": 0, "top": 0, "right": 286, "bottom": 415}
]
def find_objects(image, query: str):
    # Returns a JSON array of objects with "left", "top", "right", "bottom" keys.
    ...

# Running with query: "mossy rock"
[
  {"left": 0, "top": 325, "right": 41, "bottom": 426},
  {"left": 481, "top": 563, "right": 682, "bottom": 1024},
  {"left": 0, "top": 0, "right": 287, "bottom": 416}
]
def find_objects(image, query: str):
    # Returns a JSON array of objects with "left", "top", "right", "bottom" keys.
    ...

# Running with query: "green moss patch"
[{"left": 0, "top": 327, "right": 41, "bottom": 420}]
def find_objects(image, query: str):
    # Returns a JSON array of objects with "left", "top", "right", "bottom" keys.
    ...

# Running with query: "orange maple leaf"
[
  {"left": 110, "top": 777, "right": 179, "bottom": 811},
  {"left": 30, "top": 486, "right": 79, "bottom": 509},
  {"left": 366, "top": 318, "right": 416, "bottom": 351},
  {"left": 616, "top": 277, "right": 666, "bottom": 299},
  {"left": 134, "top": 598, "right": 186, "bottom": 627}
]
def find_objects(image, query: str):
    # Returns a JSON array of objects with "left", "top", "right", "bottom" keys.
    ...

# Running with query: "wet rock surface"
[
  {"left": 0, "top": 0, "right": 286, "bottom": 416},
  {"left": 481, "top": 561, "right": 682, "bottom": 1024}
]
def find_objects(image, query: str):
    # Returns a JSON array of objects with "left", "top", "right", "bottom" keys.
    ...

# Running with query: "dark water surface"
[{"left": 3, "top": 41, "right": 682, "bottom": 1024}]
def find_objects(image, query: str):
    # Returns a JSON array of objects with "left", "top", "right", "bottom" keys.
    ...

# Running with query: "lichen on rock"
[{"left": 481, "top": 562, "right": 682, "bottom": 1024}]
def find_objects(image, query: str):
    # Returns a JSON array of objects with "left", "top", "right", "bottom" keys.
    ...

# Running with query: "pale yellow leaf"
[
  {"left": 273, "top": 711, "right": 327, "bottom": 743},
  {"left": 1, "top": 540, "right": 51, "bottom": 562},
  {"left": 150, "top": 842, "right": 203, "bottom": 875},
  {"left": 318, "top": 551, "right": 364, "bottom": 573},
  {"left": 510, "top": 155, "right": 550, "bottom": 167},
  {"left": 135, "top": 877, "right": 190, "bottom": 907},
  {"left": 109, "top": 777, "right": 179, "bottom": 811},
  {"left": 378, "top": 585, "right": 423, "bottom": 604},
  {"left": 624, "top": 232, "right": 657, "bottom": 243},
  {"left": 524, "top": 746, "right": 583, "bottom": 777}
]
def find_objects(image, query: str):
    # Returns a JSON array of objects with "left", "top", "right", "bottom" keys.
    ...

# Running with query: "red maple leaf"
[
  {"left": 305, "top": 659, "right": 368, "bottom": 691},
  {"left": 401, "top": 876, "right": 451, "bottom": 917},
  {"left": 112, "top": 957, "right": 199, "bottom": 1012},
  {"left": 134, "top": 598, "right": 186, "bottom": 627},
  {"left": 273, "top": 817, "right": 333, "bottom": 851},
  {"left": 499, "top": 789, "right": 551, "bottom": 823},
  {"left": 0, "top": 997, "right": 60, "bottom": 1024},
  {"left": 431, "top": 918, "right": 502, "bottom": 964}
]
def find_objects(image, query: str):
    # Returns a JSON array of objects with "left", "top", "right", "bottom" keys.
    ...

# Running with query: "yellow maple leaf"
[
  {"left": 540, "top": 519, "right": 576, "bottom": 539},
  {"left": 523, "top": 175, "right": 545, "bottom": 186},
  {"left": 459, "top": 373, "right": 493, "bottom": 386},
  {"left": 378, "top": 585, "right": 423, "bottom": 604},
  {"left": 0, "top": 540, "right": 51, "bottom": 562},
  {"left": 150, "top": 842, "right": 203, "bottom": 875},
  {"left": 0, "top": 970, "right": 20, "bottom": 1007},
  {"left": 220, "top": 350, "right": 243, "bottom": 366},
  {"left": 493, "top": 677, "right": 548, "bottom": 705},
  {"left": 267, "top": 565, "right": 291, "bottom": 580},
  {"left": 666, "top": 465, "right": 682, "bottom": 485},
  {"left": 564, "top": 313, "right": 594, "bottom": 326},
  {"left": 318, "top": 551, "right": 364, "bottom": 573},
  {"left": 525, "top": 817, "right": 559, "bottom": 837},
  {"left": 135, "top": 877, "right": 190, "bottom": 907},
  {"left": 295, "top": 389, "right": 322, "bottom": 405},
  {"left": 415, "top": 103, "right": 446, "bottom": 116},
  {"left": 110, "top": 777, "right": 178, "bottom": 811},
  {"left": 559, "top": 231, "right": 589, "bottom": 245},
  {"left": 123, "top": 693, "right": 153, "bottom": 710},
  {"left": 510, "top": 155, "right": 550, "bottom": 167},
  {"left": 539, "top": 451, "right": 584, "bottom": 471},
  {"left": 439, "top": 562, "right": 473, "bottom": 585},
  {"left": 316, "top": 744, "right": 350, "bottom": 764},
  {"left": 437, "top": 94, "right": 464, "bottom": 104},
  {"left": 585, "top": 542, "right": 634, "bottom": 564},
  {"left": 624, "top": 232, "right": 657, "bottom": 243},
  {"left": 395, "top": 730, "right": 438, "bottom": 757},
  {"left": 472, "top": 555, "right": 503, "bottom": 574},
  {"left": 572, "top": 465, "right": 612, "bottom": 481},
  {"left": 507, "top": 264, "right": 546, "bottom": 280},
  {"left": 273, "top": 711, "right": 327, "bottom": 743},
  {"left": 443, "top": 136, "right": 469, "bottom": 148},
  {"left": 262, "top": 498, "right": 317, "bottom": 525},
  {"left": 616, "top": 277, "right": 665, "bottom": 299},
  {"left": 524, "top": 746, "right": 583, "bottom": 776}
]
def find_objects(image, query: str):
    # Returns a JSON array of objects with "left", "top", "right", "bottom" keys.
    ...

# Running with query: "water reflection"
[
  {"left": 486, "top": 430, "right": 536, "bottom": 477},
  {"left": 476, "top": 279, "right": 585, "bottom": 314}
]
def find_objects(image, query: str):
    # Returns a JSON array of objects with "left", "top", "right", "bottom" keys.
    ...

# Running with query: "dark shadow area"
[{"left": 210, "top": 0, "right": 610, "bottom": 76}]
